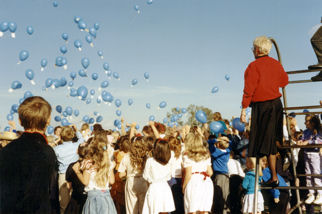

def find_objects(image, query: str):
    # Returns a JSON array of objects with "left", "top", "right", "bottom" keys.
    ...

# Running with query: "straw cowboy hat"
[{"left": 0, "top": 132, "right": 18, "bottom": 141}]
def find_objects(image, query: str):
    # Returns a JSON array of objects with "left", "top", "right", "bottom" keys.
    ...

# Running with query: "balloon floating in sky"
[
  {"left": 97, "top": 50, "right": 104, "bottom": 59},
  {"left": 103, "top": 63, "right": 110, "bottom": 73},
  {"left": 144, "top": 72, "right": 150, "bottom": 81},
  {"left": 147, "top": 0, "right": 153, "bottom": 5},
  {"left": 232, "top": 118, "right": 245, "bottom": 132},
  {"left": 209, "top": 121, "right": 224, "bottom": 135},
  {"left": 131, "top": 79, "right": 138, "bottom": 87},
  {"left": 195, "top": 110, "right": 207, "bottom": 123},
  {"left": 78, "top": 20, "right": 88, "bottom": 32},
  {"left": 53, "top": 1, "right": 58, "bottom": 7},
  {"left": 65, "top": 106, "right": 73, "bottom": 116},
  {"left": 115, "top": 99, "right": 122, "bottom": 108},
  {"left": 146, "top": 103, "right": 151, "bottom": 109},
  {"left": 11, "top": 104, "right": 18, "bottom": 113},
  {"left": 78, "top": 69, "right": 87, "bottom": 77},
  {"left": 113, "top": 72, "right": 120, "bottom": 80},
  {"left": 26, "top": 26, "right": 34, "bottom": 35},
  {"left": 54, "top": 116, "right": 61, "bottom": 122},
  {"left": 89, "top": 27, "right": 97, "bottom": 38},
  {"left": 25, "top": 69, "right": 35, "bottom": 85},
  {"left": 77, "top": 86, "right": 88, "bottom": 100},
  {"left": 90, "top": 89, "right": 95, "bottom": 96},
  {"left": 91, "top": 73, "right": 98, "bottom": 81},
  {"left": 159, "top": 101, "right": 167, "bottom": 109},
  {"left": 211, "top": 86, "right": 219, "bottom": 93},
  {"left": 47, "top": 126, "right": 54, "bottom": 135},
  {"left": 55, "top": 56, "right": 68, "bottom": 70},
  {"left": 56, "top": 105, "right": 62, "bottom": 114},
  {"left": 149, "top": 115, "right": 155, "bottom": 121},
  {"left": 182, "top": 108, "right": 187, "bottom": 114},
  {"left": 116, "top": 109, "right": 121, "bottom": 117},
  {"left": 225, "top": 74, "right": 230, "bottom": 81},
  {"left": 8, "top": 22, "right": 17, "bottom": 38},
  {"left": 96, "top": 115, "right": 103, "bottom": 123},
  {"left": 74, "top": 40, "right": 82, "bottom": 51},
  {"left": 70, "top": 71, "right": 77, "bottom": 80},
  {"left": 163, "top": 118, "right": 168, "bottom": 124},
  {"left": 70, "top": 88, "right": 77, "bottom": 97},
  {"left": 81, "top": 57, "right": 90, "bottom": 70},
  {"left": 40, "top": 58, "right": 48, "bottom": 71},
  {"left": 9, "top": 80, "right": 22, "bottom": 92},
  {"left": 18, "top": 50, "right": 29, "bottom": 64},
  {"left": 134, "top": 5, "right": 140, "bottom": 14},
  {"left": 7, "top": 114, "right": 13, "bottom": 121},
  {"left": 61, "top": 33, "right": 68, "bottom": 42},
  {"left": 128, "top": 98, "right": 133, "bottom": 106},
  {"left": 60, "top": 45, "right": 68, "bottom": 54},
  {"left": 94, "top": 23, "right": 100, "bottom": 31},
  {"left": 86, "top": 98, "right": 92, "bottom": 104},
  {"left": 100, "top": 80, "right": 109, "bottom": 89},
  {"left": 85, "top": 35, "right": 94, "bottom": 47},
  {"left": 74, "top": 16, "right": 81, "bottom": 23},
  {"left": 0, "top": 21, "right": 9, "bottom": 37},
  {"left": 101, "top": 90, "right": 114, "bottom": 103},
  {"left": 74, "top": 109, "right": 79, "bottom": 117},
  {"left": 45, "top": 78, "right": 53, "bottom": 88}
]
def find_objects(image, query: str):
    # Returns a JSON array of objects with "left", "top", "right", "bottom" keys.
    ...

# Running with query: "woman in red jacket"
[{"left": 240, "top": 36, "right": 288, "bottom": 186}]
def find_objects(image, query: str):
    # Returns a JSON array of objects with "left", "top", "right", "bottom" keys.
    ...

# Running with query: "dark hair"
[
  {"left": 18, "top": 96, "right": 52, "bottom": 131},
  {"left": 54, "top": 126, "right": 62, "bottom": 134},
  {"left": 168, "top": 136, "right": 181, "bottom": 158},
  {"left": 153, "top": 139, "right": 171, "bottom": 165},
  {"left": 155, "top": 122, "right": 166, "bottom": 134},
  {"left": 61, "top": 126, "right": 76, "bottom": 142},
  {"left": 310, "top": 116, "right": 321, "bottom": 133},
  {"left": 142, "top": 125, "right": 153, "bottom": 136},
  {"left": 117, "top": 136, "right": 130, "bottom": 153}
]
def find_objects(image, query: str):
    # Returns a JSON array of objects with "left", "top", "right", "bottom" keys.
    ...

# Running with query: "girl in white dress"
[
  {"left": 183, "top": 132, "right": 214, "bottom": 214},
  {"left": 142, "top": 139, "right": 175, "bottom": 214},
  {"left": 118, "top": 136, "right": 149, "bottom": 214}
]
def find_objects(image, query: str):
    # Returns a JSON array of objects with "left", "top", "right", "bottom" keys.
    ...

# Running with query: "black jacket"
[{"left": 0, "top": 132, "right": 60, "bottom": 214}]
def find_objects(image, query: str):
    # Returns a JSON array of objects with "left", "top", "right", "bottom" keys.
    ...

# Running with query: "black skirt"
[{"left": 248, "top": 98, "right": 283, "bottom": 157}]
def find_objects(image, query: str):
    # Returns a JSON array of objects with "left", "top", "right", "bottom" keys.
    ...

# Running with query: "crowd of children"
[{"left": 0, "top": 96, "right": 322, "bottom": 214}]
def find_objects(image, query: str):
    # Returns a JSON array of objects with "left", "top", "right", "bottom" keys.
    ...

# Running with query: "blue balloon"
[
  {"left": 96, "top": 115, "right": 103, "bottom": 123},
  {"left": 178, "top": 113, "right": 182, "bottom": 118},
  {"left": 77, "top": 86, "right": 88, "bottom": 99},
  {"left": 52, "top": 79, "right": 61, "bottom": 88},
  {"left": 89, "top": 28, "right": 97, "bottom": 38},
  {"left": 4, "top": 126, "right": 10, "bottom": 132},
  {"left": 25, "top": 69, "right": 34, "bottom": 80},
  {"left": 74, "top": 40, "right": 82, "bottom": 50},
  {"left": 88, "top": 118, "right": 95, "bottom": 124},
  {"left": 225, "top": 74, "right": 230, "bottom": 81},
  {"left": 19, "top": 98, "right": 25, "bottom": 104},
  {"left": 115, "top": 99, "right": 122, "bottom": 108},
  {"left": 163, "top": 118, "right": 168, "bottom": 124},
  {"left": 211, "top": 86, "right": 219, "bottom": 93},
  {"left": 83, "top": 115, "right": 90, "bottom": 123},
  {"left": 209, "top": 121, "right": 224, "bottom": 134},
  {"left": 8, "top": 22, "right": 17, "bottom": 33},
  {"left": 11, "top": 104, "right": 19, "bottom": 113},
  {"left": 232, "top": 118, "right": 245, "bottom": 132},
  {"left": 81, "top": 58, "right": 90, "bottom": 69},
  {"left": 53, "top": 1, "right": 58, "bottom": 7},
  {"left": 74, "top": 109, "right": 79, "bottom": 117},
  {"left": 91, "top": 73, "right": 98, "bottom": 80},
  {"left": 47, "top": 126, "right": 54, "bottom": 134},
  {"left": 19, "top": 50, "right": 29, "bottom": 62},
  {"left": 113, "top": 72, "right": 120, "bottom": 80},
  {"left": 135, "top": 124, "right": 140, "bottom": 130},
  {"left": 303, "top": 109, "right": 309, "bottom": 113},
  {"left": 78, "top": 69, "right": 87, "bottom": 77},
  {"left": 7, "top": 114, "right": 13, "bottom": 121},
  {"left": 68, "top": 81, "right": 74, "bottom": 87},
  {"left": 195, "top": 110, "right": 207, "bottom": 123},
  {"left": 70, "top": 88, "right": 77, "bottom": 97},
  {"left": 62, "top": 111, "right": 68, "bottom": 118},
  {"left": 114, "top": 119, "right": 121, "bottom": 127},
  {"left": 94, "top": 111, "right": 98, "bottom": 116},
  {"left": 61, "top": 33, "right": 68, "bottom": 41},
  {"left": 54, "top": 116, "right": 61, "bottom": 122},
  {"left": 86, "top": 98, "right": 92, "bottom": 104},
  {"left": 65, "top": 106, "right": 73, "bottom": 116},
  {"left": 144, "top": 72, "right": 150, "bottom": 80},
  {"left": 70, "top": 72, "right": 77, "bottom": 80},
  {"left": 40, "top": 58, "right": 48, "bottom": 70},
  {"left": 182, "top": 108, "right": 187, "bottom": 114},
  {"left": 97, "top": 97, "right": 102, "bottom": 104},
  {"left": 61, "top": 118, "right": 70, "bottom": 126},
  {"left": 45, "top": 78, "right": 53, "bottom": 88},
  {"left": 131, "top": 79, "right": 138, "bottom": 86},
  {"left": 103, "top": 63, "right": 109, "bottom": 71},
  {"left": 24, "top": 91, "right": 33, "bottom": 99},
  {"left": 26, "top": 26, "right": 34, "bottom": 35},
  {"left": 0, "top": 21, "right": 9, "bottom": 32},
  {"left": 149, "top": 115, "right": 155, "bottom": 121},
  {"left": 74, "top": 16, "right": 81, "bottom": 23},
  {"left": 134, "top": 5, "right": 140, "bottom": 12},
  {"left": 116, "top": 109, "right": 122, "bottom": 117},
  {"left": 101, "top": 90, "right": 114, "bottom": 103},
  {"left": 90, "top": 89, "right": 95, "bottom": 95},
  {"left": 171, "top": 115, "right": 176, "bottom": 122},
  {"left": 94, "top": 23, "right": 100, "bottom": 30},
  {"left": 60, "top": 45, "right": 68, "bottom": 54},
  {"left": 176, "top": 107, "right": 180, "bottom": 112},
  {"left": 78, "top": 20, "right": 87, "bottom": 30},
  {"left": 11, "top": 80, "right": 22, "bottom": 90},
  {"left": 85, "top": 35, "right": 93, "bottom": 44},
  {"left": 146, "top": 103, "right": 151, "bottom": 109},
  {"left": 147, "top": 0, "right": 153, "bottom": 5},
  {"left": 55, "top": 56, "right": 64, "bottom": 67},
  {"left": 97, "top": 50, "right": 103, "bottom": 58},
  {"left": 128, "top": 98, "right": 133, "bottom": 106},
  {"left": 100, "top": 80, "right": 109, "bottom": 88},
  {"left": 159, "top": 101, "right": 167, "bottom": 109},
  {"left": 56, "top": 105, "right": 62, "bottom": 113}
]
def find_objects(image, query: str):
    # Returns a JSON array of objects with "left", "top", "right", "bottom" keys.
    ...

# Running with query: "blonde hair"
[
  {"left": 246, "top": 157, "right": 262, "bottom": 176},
  {"left": 217, "top": 136, "right": 230, "bottom": 149},
  {"left": 60, "top": 126, "right": 76, "bottom": 142},
  {"left": 253, "top": 36, "right": 272, "bottom": 55},
  {"left": 18, "top": 96, "right": 51, "bottom": 131},
  {"left": 184, "top": 133, "right": 210, "bottom": 162},
  {"left": 168, "top": 136, "right": 182, "bottom": 158},
  {"left": 130, "top": 136, "right": 148, "bottom": 172}
]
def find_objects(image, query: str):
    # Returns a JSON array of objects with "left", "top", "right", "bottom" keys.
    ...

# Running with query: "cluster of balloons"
[{"left": 0, "top": 21, "right": 17, "bottom": 38}]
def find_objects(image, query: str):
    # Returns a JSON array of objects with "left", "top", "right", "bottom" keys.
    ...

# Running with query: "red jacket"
[{"left": 242, "top": 56, "right": 288, "bottom": 108}]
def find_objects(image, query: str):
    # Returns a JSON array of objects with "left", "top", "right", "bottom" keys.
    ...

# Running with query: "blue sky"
[{"left": 0, "top": 0, "right": 321, "bottom": 131}]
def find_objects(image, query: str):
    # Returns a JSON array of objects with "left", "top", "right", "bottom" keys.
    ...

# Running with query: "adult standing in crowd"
[
  {"left": 240, "top": 36, "right": 288, "bottom": 186},
  {"left": 0, "top": 96, "right": 60, "bottom": 213}
]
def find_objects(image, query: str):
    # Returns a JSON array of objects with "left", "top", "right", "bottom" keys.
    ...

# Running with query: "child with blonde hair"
[
  {"left": 73, "top": 139, "right": 117, "bottom": 214},
  {"left": 242, "top": 157, "right": 264, "bottom": 214},
  {"left": 118, "top": 136, "right": 149, "bottom": 214},
  {"left": 183, "top": 132, "right": 214, "bottom": 214}
]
